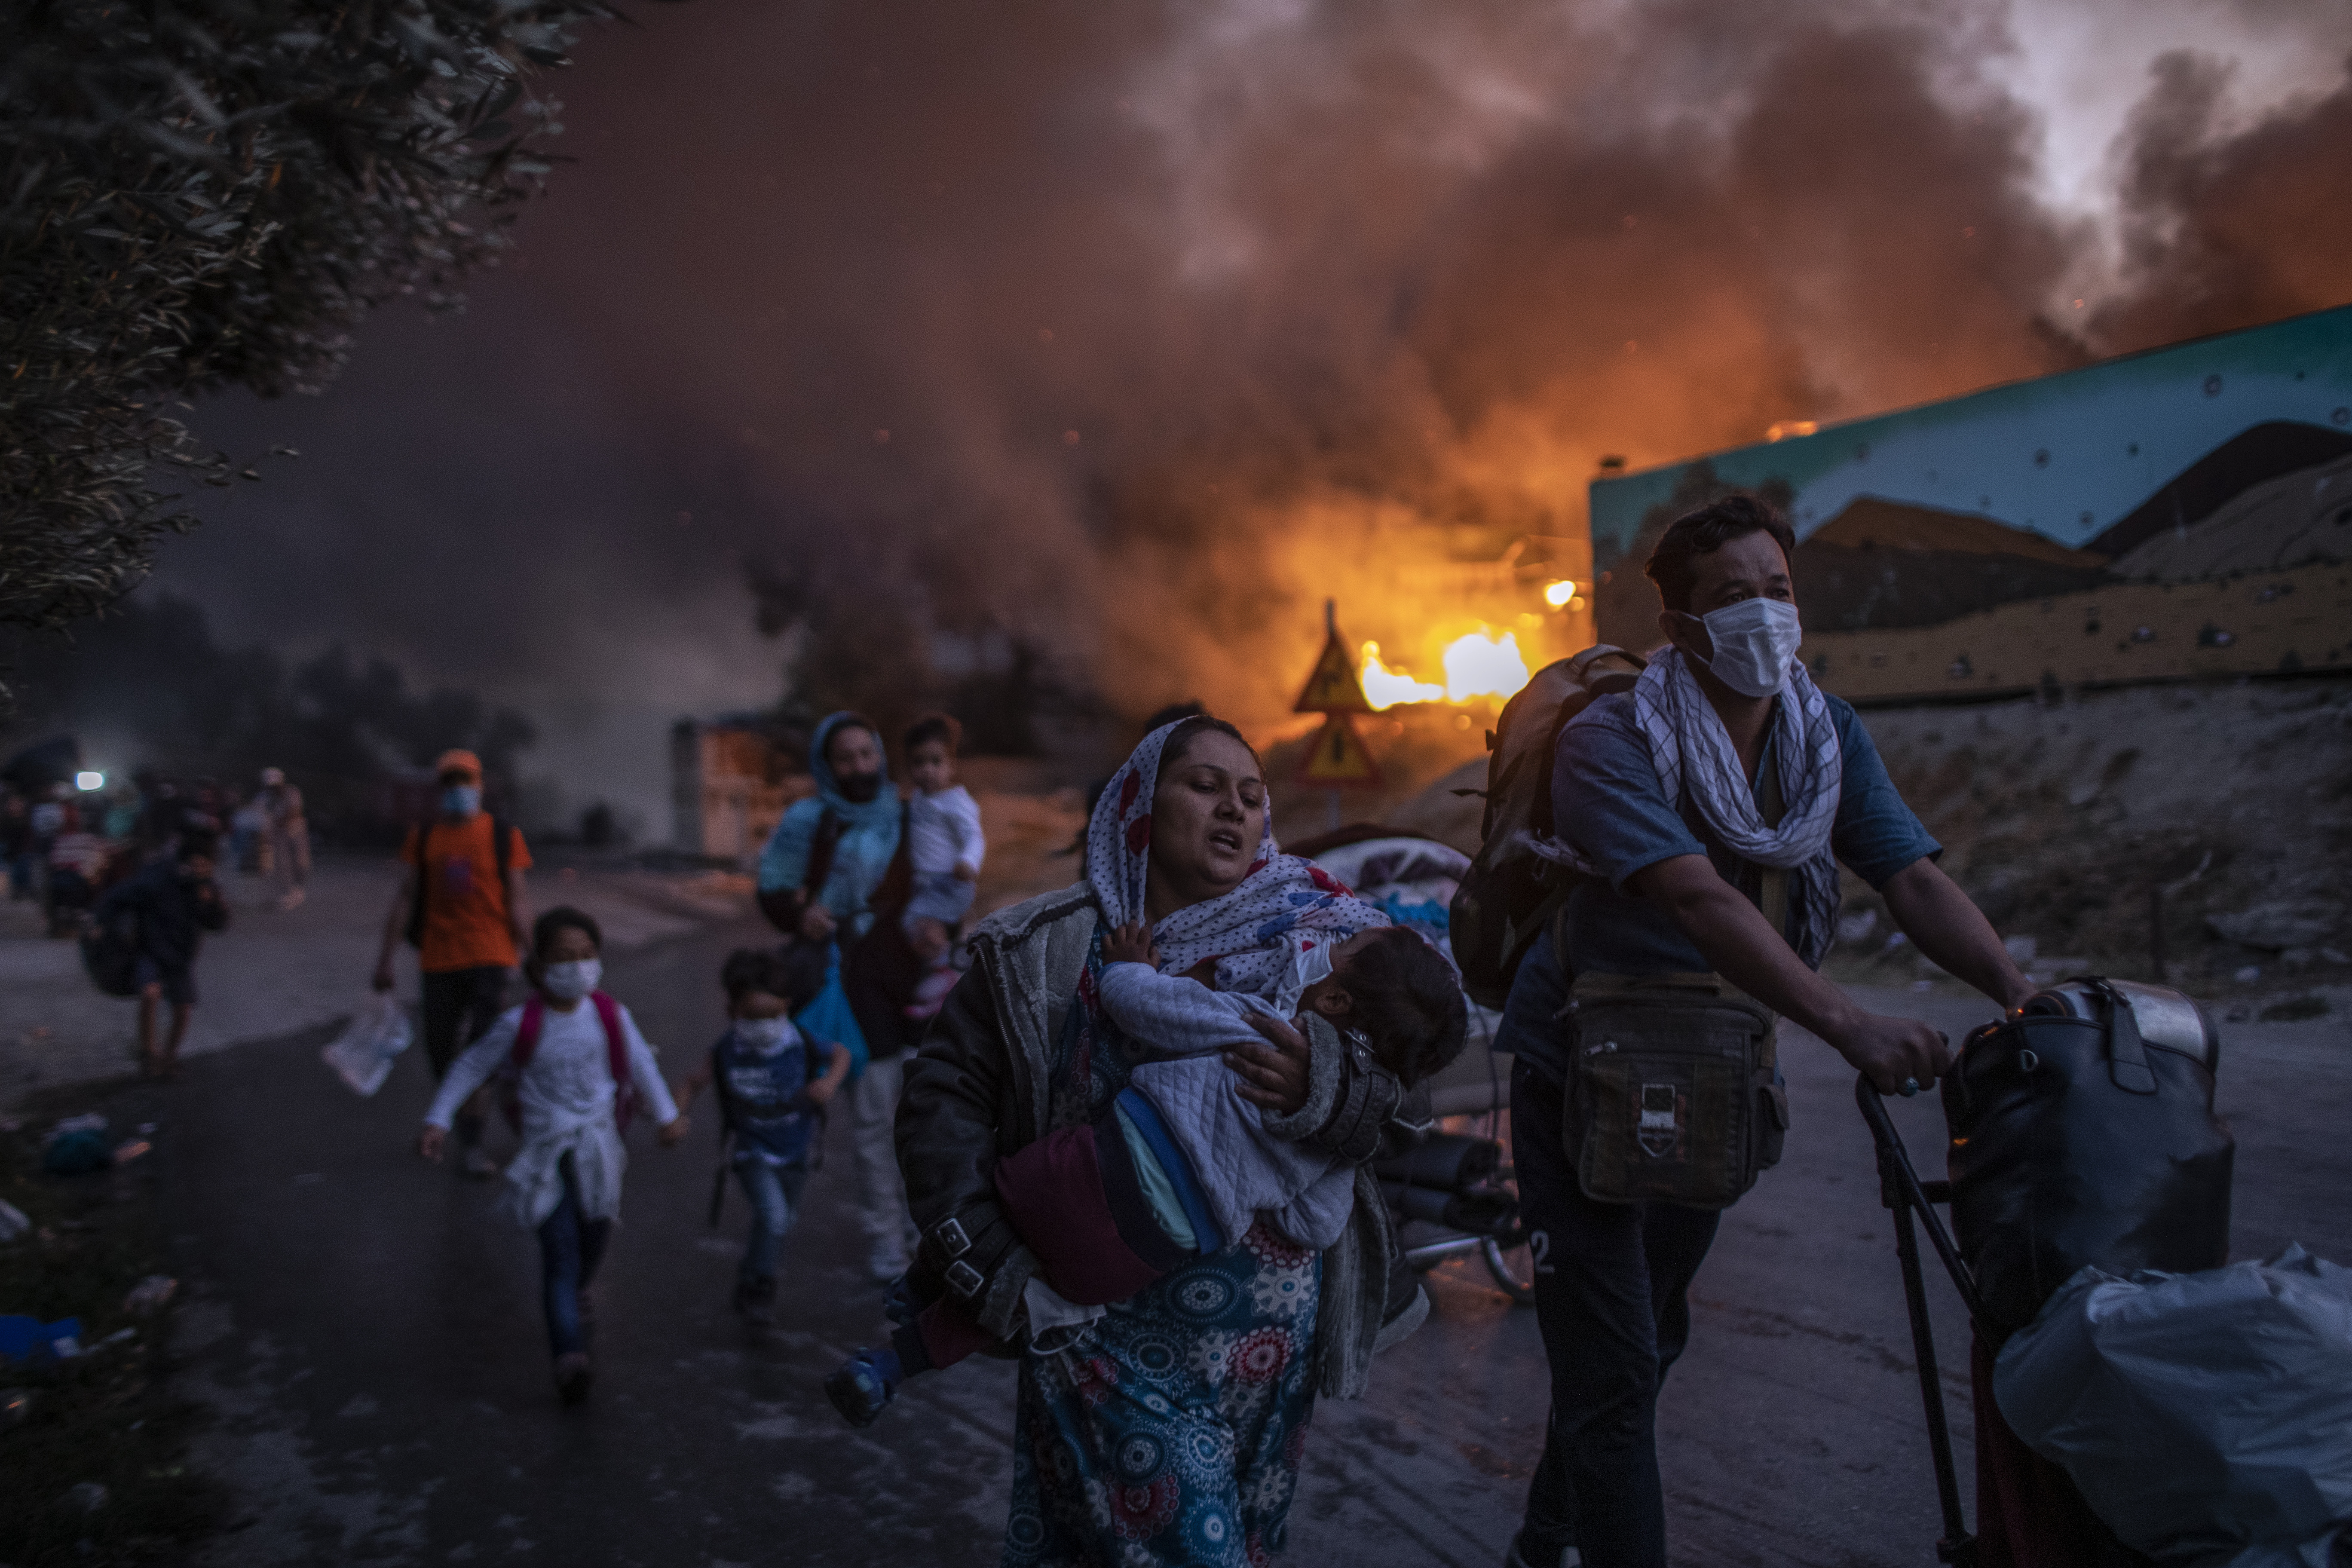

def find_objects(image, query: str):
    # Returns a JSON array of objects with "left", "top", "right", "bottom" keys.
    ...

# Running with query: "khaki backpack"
[{"left": 1447, "top": 645, "right": 1648, "bottom": 1009}]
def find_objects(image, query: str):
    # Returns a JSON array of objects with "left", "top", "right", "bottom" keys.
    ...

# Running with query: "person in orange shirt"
[{"left": 373, "top": 749, "right": 532, "bottom": 1177}]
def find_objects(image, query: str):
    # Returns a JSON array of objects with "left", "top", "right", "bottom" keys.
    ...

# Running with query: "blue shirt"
[
  {"left": 713, "top": 1026, "right": 822, "bottom": 1167},
  {"left": 1498, "top": 691, "right": 1938, "bottom": 1081}
]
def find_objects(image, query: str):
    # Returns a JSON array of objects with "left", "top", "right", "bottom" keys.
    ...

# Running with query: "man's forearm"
[
  {"left": 1881, "top": 859, "right": 2034, "bottom": 1008},
  {"left": 1663, "top": 878, "right": 1862, "bottom": 1042}
]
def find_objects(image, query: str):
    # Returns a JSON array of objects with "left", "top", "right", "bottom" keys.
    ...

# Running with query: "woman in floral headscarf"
[{"left": 897, "top": 716, "right": 1417, "bottom": 1567}]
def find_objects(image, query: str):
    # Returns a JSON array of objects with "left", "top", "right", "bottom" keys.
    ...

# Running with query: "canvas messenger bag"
[{"left": 1554, "top": 758, "right": 1794, "bottom": 1210}]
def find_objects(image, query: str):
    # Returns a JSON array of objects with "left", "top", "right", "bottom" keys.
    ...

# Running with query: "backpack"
[
  {"left": 1448, "top": 645, "right": 1648, "bottom": 1009},
  {"left": 80, "top": 901, "right": 141, "bottom": 998},
  {"left": 404, "top": 814, "right": 514, "bottom": 949},
  {"left": 497, "top": 992, "right": 637, "bottom": 1132}
]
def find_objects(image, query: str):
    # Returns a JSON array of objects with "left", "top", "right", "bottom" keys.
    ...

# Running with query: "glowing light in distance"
[
  {"left": 1543, "top": 579, "right": 1577, "bottom": 608},
  {"left": 1441, "top": 630, "right": 1529, "bottom": 703},
  {"left": 75, "top": 771, "right": 104, "bottom": 791},
  {"left": 1360, "top": 643, "right": 1444, "bottom": 710}
]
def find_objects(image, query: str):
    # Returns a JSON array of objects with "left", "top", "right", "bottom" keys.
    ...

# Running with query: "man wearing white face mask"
[{"left": 1496, "top": 496, "right": 2037, "bottom": 1568}]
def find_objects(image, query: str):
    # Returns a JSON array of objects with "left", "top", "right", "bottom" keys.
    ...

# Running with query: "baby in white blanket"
[{"left": 824, "top": 914, "right": 1470, "bottom": 1427}]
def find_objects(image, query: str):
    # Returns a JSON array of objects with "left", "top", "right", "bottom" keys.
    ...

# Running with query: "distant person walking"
[
  {"left": 2, "top": 788, "right": 32, "bottom": 902},
  {"left": 28, "top": 782, "right": 71, "bottom": 904},
  {"left": 98, "top": 832, "right": 230, "bottom": 1078},
  {"left": 755, "top": 712, "right": 923, "bottom": 1283},
  {"left": 374, "top": 749, "right": 532, "bottom": 1178},
  {"left": 258, "top": 768, "right": 310, "bottom": 910}
]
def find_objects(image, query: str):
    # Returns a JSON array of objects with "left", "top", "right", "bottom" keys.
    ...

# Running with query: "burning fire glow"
[
  {"left": 1359, "top": 629, "right": 1531, "bottom": 710},
  {"left": 1542, "top": 579, "right": 1577, "bottom": 608}
]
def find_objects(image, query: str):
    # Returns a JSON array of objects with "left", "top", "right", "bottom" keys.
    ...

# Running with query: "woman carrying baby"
[{"left": 892, "top": 716, "right": 1465, "bottom": 1566}]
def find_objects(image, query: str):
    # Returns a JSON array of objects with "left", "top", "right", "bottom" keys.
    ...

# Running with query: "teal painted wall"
[{"left": 1587, "top": 304, "right": 2352, "bottom": 555}]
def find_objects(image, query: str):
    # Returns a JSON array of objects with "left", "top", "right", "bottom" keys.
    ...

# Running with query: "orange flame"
[{"left": 1359, "top": 628, "right": 1531, "bottom": 710}]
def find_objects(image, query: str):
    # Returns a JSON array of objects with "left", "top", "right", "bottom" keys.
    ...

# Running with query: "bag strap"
[
  {"left": 593, "top": 992, "right": 628, "bottom": 1089},
  {"left": 2092, "top": 978, "right": 2158, "bottom": 1095},
  {"left": 491, "top": 814, "right": 513, "bottom": 919},
  {"left": 802, "top": 808, "right": 844, "bottom": 897},
  {"left": 864, "top": 800, "right": 916, "bottom": 924},
  {"left": 1755, "top": 756, "right": 1790, "bottom": 944},
  {"left": 512, "top": 995, "right": 545, "bottom": 1068}
]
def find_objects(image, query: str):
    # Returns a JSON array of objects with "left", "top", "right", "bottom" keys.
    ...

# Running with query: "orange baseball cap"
[{"left": 434, "top": 749, "right": 483, "bottom": 782}]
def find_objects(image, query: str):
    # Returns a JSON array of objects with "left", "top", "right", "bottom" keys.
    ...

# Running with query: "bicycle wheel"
[{"left": 1481, "top": 1235, "right": 1538, "bottom": 1307}]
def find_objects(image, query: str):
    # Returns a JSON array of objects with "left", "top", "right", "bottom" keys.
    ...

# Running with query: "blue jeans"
[
  {"left": 736, "top": 1161, "right": 809, "bottom": 1286},
  {"left": 536, "top": 1156, "right": 611, "bottom": 1359},
  {"left": 1512, "top": 1058, "right": 1722, "bottom": 1568}
]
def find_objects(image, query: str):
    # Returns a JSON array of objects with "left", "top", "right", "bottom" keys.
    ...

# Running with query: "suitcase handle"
[
  {"left": 1856, "top": 1075, "right": 1991, "bottom": 1568},
  {"left": 1855, "top": 1077, "right": 2001, "bottom": 1337}
]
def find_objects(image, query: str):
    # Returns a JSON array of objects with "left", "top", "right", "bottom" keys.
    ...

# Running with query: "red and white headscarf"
[{"left": 1088, "top": 720, "right": 1388, "bottom": 1002}]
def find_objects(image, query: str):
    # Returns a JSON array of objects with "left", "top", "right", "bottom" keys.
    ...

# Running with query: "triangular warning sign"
[
  {"left": 1296, "top": 714, "right": 1382, "bottom": 786},
  {"left": 1294, "top": 603, "right": 1373, "bottom": 714}
]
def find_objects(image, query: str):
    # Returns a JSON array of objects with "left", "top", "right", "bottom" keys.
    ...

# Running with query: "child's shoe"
[
  {"left": 733, "top": 1275, "right": 777, "bottom": 1326},
  {"left": 824, "top": 1347, "right": 900, "bottom": 1428},
  {"left": 554, "top": 1351, "right": 594, "bottom": 1406}
]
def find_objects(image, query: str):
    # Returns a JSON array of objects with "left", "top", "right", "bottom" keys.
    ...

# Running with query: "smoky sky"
[{"left": 156, "top": 0, "right": 2352, "bottom": 819}]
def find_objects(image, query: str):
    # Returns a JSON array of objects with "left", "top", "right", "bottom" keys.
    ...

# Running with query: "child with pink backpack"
[{"left": 419, "top": 906, "right": 689, "bottom": 1404}]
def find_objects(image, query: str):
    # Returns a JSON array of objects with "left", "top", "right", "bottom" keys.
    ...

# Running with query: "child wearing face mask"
[
  {"left": 671, "top": 946, "right": 852, "bottom": 1324},
  {"left": 419, "top": 906, "right": 688, "bottom": 1405},
  {"left": 898, "top": 713, "right": 985, "bottom": 1021}
]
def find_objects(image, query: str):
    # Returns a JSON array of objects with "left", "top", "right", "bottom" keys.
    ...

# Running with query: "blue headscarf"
[
  {"left": 807, "top": 711, "right": 900, "bottom": 834},
  {"left": 755, "top": 712, "right": 903, "bottom": 934}
]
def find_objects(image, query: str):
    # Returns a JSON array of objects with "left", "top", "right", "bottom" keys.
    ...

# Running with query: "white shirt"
[
  {"left": 907, "top": 785, "right": 985, "bottom": 877},
  {"left": 426, "top": 998, "right": 679, "bottom": 1228}
]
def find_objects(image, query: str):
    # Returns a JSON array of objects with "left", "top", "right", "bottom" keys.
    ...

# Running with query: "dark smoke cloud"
[
  {"left": 136, "top": 0, "right": 2352, "bottom": 818},
  {"left": 2095, "top": 45, "right": 2352, "bottom": 350}
]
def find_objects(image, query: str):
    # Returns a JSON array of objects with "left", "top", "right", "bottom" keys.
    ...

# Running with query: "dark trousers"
[
  {"left": 536, "top": 1156, "right": 610, "bottom": 1359},
  {"left": 1512, "top": 1059, "right": 1723, "bottom": 1568},
  {"left": 422, "top": 966, "right": 509, "bottom": 1145},
  {"left": 842, "top": 917, "right": 928, "bottom": 1062}
]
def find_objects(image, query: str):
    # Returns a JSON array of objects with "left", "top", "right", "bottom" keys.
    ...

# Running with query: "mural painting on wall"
[{"left": 1588, "top": 304, "right": 2352, "bottom": 702}]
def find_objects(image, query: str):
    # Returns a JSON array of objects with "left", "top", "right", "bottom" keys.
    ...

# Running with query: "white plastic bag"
[
  {"left": 1995, "top": 1245, "right": 2352, "bottom": 1568},
  {"left": 321, "top": 995, "right": 413, "bottom": 1097}
]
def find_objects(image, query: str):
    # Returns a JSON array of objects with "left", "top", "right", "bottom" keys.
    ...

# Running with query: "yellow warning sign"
[
  {"left": 1296, "top": 714, "right": 1381, "bottom": 786},
  {"left": 1293, "top": 600, "right": 1373, "bottom": 714}
]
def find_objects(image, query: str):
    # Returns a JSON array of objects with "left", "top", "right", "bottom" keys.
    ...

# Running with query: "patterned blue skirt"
[{"left": 1003, "top": 1223, "right": 1322, "bottom": 1567}]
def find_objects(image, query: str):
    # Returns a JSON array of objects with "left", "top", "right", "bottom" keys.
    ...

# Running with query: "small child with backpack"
[
  {"left": 671, "top": 946, "right": 852, "bottom": 1324},
  {"left": 418, "top": 906, "right": 688, "bottom": 1405},
  {"left": 899, "top": 713, "right": 985, "bottom": 1021}
]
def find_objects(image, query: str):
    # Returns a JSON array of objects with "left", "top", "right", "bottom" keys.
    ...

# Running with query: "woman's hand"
[
  {"left": 658, "top": 1115, "right": 691, "bottom": 1147},
  {"left": 416, "top": 1125, "right": 445, "bottom": 1161},
  {"left": 1101, "top": 920, "right": 1159, "bottom": 968},
  {"left": 1226, "top": 1014, "right": 1312, "bottom": 1115}
]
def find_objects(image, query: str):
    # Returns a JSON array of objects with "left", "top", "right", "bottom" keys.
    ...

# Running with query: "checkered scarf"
[
  {"left": 1088, "top": 722, "right": 1388, "bottom": 1001},
  {"left": 1631, "top": 647, "right": 1844, "bottom": 966}
]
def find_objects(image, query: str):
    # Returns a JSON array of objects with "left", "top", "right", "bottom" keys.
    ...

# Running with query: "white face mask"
[
  {"left": 1684, "top": 598, "right": 1804, "bottom": 698},
  {"left": 541, "top": 959, "right": 601, "bottom": 1002},
  {"left": 735, "top": 1016, "right": 794, "bottom": 1053}
]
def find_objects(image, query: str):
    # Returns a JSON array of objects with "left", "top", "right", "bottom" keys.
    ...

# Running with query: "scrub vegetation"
[{"left": 0, "top": 0, "right": 625, "bottom": 677}]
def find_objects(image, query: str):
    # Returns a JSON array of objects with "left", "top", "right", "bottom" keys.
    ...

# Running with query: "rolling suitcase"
[{"left": 1857, "top": 976, "right": 2227, "bottom": 1567}]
